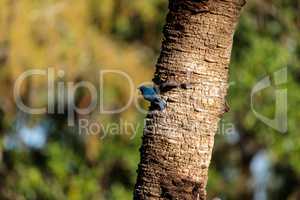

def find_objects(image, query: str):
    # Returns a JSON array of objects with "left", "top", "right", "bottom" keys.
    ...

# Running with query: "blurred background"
[{"left": 0, "top": 0, "right": 299, "bottom": 199}]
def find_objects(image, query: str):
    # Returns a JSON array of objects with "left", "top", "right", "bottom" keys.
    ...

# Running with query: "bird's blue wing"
[
  {"left": 140, "top": 86, "right": 158, "bottom": 102},
  {"left": 143, "top": 86, "right": 157, "bottom": 96}
]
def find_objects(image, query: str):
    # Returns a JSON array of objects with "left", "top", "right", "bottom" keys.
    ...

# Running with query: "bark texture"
[{"left": 135, "top": 0, "right": 245, "bottom": 199}]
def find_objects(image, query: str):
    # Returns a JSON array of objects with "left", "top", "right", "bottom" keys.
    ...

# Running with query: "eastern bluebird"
[{"left": 139, "top": 86, "right": 166, "bottom": 111}]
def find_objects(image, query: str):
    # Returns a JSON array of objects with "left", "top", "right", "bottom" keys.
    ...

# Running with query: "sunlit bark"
[{"left": 134, "top": 0, "right": 246, "bottom": 199}]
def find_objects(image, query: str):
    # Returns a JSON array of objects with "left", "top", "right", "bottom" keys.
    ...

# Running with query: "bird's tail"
[{"left": 154, "top": 99, "right": 166, "bottom": 111}]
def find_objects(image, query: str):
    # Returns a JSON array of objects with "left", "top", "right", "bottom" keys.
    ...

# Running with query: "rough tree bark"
[{"left": 134, "top": 0, "right": 246, "bottom": 199}]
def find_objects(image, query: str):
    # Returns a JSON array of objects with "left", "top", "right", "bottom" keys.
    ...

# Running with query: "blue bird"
[{"left": 139, "top": 86, "right": 166, "bottom": 111}]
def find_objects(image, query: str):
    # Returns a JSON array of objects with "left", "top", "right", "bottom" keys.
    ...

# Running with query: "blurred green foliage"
[{"left": 0, "top": 0, "right": 299, "bottom": 199}]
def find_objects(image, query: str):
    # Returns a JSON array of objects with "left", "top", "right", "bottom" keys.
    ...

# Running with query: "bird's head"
[{"left": 138, "top": 86, "right": 147, "bottom": 94}]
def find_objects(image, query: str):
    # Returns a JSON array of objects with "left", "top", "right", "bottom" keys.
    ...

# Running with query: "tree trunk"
[{"left": 134, "top": 0, "right": 245, "bottom": 199}]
